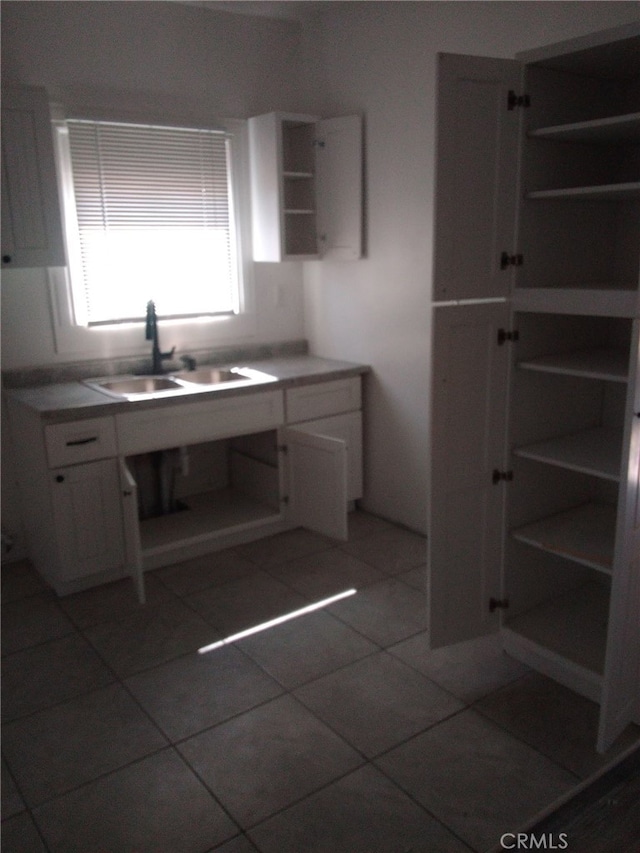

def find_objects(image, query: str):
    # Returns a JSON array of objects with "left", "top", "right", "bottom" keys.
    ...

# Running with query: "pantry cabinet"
[
  {"left": 428, "top": 23, "right": 640, "bottom": 753},
  {"left": 1, "top": 85, "right": 65, "bottom": 268},
  {"left": 249, "top": 112, "right": 362, "bottom": 261}
]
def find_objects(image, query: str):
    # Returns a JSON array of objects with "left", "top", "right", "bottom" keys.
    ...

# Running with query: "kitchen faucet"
[{"left": 145, "top": 300, "right": 175, "bottom": 374}]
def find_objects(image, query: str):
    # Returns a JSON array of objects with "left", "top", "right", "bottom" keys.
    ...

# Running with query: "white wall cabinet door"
[
  {"left": 1, "top": 85, "right": 65, "bottom": 268},
  {"left": 428, "top": 302, "right": 511, "bottom": 647},
  {"left": 432, "top": 54, "right": 521, "bottom": 302},
  {"left": 50, "top": 458, "right": 125, "bottom": 582},
  {"left": 315, "top": 115, "right": 362, "bottom": 261},
  {"left": 284, "top": 426, "right": 348, "bottom": 541}
]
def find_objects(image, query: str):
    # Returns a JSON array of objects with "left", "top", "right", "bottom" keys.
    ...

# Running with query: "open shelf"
[
  {"left": 502, "top": 581, "right": 609, "bottom": 701},
  {"left": 511, "top": 502, "right": 616, "bottom": 575},
  {"left": 512, "top": 287, "right": 639, "bottom": 318},
  {"left": 517, "top": 348, "right": 629, "bottom": 382},
  {"left": 528, "top": 181, "right": 640, "bottom": 201},
  {"left": 514, "top": 426, "right": 622, "bottom": 481},
  {"left": 140, "top": 487, "right": 280, "bottom": 556},
  {"left": 528, "top": 111, "right": 640, "bottom": 143}
]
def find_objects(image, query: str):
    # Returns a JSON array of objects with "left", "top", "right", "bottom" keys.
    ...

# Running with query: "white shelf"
[
  {"left": 512, "top": 502, "right": 616, "bottom": 574},
  {"left": 528, "top": 112, "right": 640, "bottom": 143},
  {"left": 140, "top": 487, "right": 280, "bottom": 555},
  {"left": 514, "top": 426, "right": 622, "bottom": 481},
  {"left": 528, "top": 181, "right": 640, "bottom": 201},
  {"left": 513, "top": 286, "right": 639, "bottom": 318},
  {"left": 517, "top": 348, "right": 629, "bottom": 383},
  {"left": 504, "top": 581, "right": 609, "bottom": 678}
]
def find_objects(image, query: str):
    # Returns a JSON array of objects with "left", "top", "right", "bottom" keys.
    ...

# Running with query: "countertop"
[{"left": 6, "top": 356, "right": 370, "bottom": 423}]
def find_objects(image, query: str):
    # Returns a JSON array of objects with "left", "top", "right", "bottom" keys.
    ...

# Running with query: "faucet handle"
[{"left": 161, "top": 346, "right": 176, "bottom": 362}]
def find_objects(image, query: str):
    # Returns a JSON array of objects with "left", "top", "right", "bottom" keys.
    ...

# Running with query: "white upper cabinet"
[
  {"left": 249, "top": 112, "right": 362, "bottom": 262},
  {"left": 1, "top": 85, "right": 65, "bottom": 268},
  {"left": 432, "top": 55, "right": 522, "bottom": 301}
]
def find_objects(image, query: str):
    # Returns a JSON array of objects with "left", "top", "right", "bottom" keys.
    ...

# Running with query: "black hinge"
[
  {"left": 281, "top": 495, "right": 289, "bottom": 505},
  {"left": 497, "top": 329, "right": 519, "bottom": 346},
  {"left": 492, "top": 469, "right": 513, "bottom": 484},
  {"left": 500, "top": 251, "right": 523, "bottom": 270},
  {"left": 507, "top": 90, "right": 530, "bottom": 110},
  {"left": 277, "top": 444, "right": 288, "bottom": 455},
  {"left": 489, "top": 597, "right": 510, "bottom": 612}
]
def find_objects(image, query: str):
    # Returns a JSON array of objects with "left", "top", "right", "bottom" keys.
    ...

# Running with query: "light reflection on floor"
[{"left": 197, "top": 587, "right": 358, "bottom": 654}]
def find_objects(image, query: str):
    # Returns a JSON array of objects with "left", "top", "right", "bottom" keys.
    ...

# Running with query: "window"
[{"left": 50, "top": 115, "right": 255, "bottom": 355}]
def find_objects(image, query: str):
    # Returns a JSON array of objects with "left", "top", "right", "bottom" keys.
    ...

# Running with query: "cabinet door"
[
  {"left": 1, "top": 85, "right": 65, "bottom": 268},
  {"left": 428, "top": 302, "right": 510, "bottom": 647},
  {"left": 316, "top": 115, "right": 362, "bottom": 260},
  {"left": 289, "top": 411, "right": 363, "bottom": 501},
  {"left": 284, "top": 426, "right": 348, "bottom": 540},
  {"left": 51, "top": 459, "right": 124, "bottom": 582},
  {"left": 433, "top": 55, "right": 521, "bottom": 301},
  {"left": 598, "top": 322, "right": 640, "bottom": 751},
  {"left": 120, "top": 459, "right": 145, "bottom": 603}
]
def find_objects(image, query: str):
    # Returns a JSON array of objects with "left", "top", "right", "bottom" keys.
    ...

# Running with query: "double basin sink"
[{"left": 84, "top": 366, "right": 277, "bottom": 401}]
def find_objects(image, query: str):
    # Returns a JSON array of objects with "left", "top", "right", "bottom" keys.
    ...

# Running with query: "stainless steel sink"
[
  {"left": 173, "top": 367, "right": 258, "bottom": 385},
  {"left": 84, "top": 366, "right": 277, "bottom": 400},
  {"left": 98, "top": 376, "right": 183, "bottom": 394},
  {"left": 83, "top": 375, "right": 188, "bottom": 400}
]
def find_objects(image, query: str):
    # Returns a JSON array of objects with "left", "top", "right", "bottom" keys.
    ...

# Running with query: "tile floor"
[{"left": 2, "top": 511, "right": 638, "bottom": 853}]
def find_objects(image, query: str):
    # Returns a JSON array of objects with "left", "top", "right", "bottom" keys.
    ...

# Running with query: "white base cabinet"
[
  {"left": 428, "top": 24, "right": 640, "bottom": 753},
  {"left": 51, "top": 459, "right": 125, "bottom": 583},
  {"left": 9, "top": 375, "right": 364, "bottom": 600}
]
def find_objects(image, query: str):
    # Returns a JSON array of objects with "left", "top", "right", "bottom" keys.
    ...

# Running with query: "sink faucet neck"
[{"left": 145, "top": 300, "right": 175, "bottom": 374}]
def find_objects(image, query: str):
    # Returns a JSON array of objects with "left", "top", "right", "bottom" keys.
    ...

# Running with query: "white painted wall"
[
  {"left": 0, "top": 0, "right": 307, "bottom": 370},
  {"left": 2, "top": 1, "right": 639, "bottom": 555},
  {"left": 297, "top": 1, "right": 639, "bottom": 533}
]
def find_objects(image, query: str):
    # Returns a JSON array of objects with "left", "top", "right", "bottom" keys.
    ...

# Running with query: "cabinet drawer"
[
  {"left": 286, "top": 377, "right": 361, "bottom": 423},
  {"left": 116, "top": 389, "right": 285, "bottom": 455},
  {"left": 45, "top": 417, "right": 117, "bottom": 468}
]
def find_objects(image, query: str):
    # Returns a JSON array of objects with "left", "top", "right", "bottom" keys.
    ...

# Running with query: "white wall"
[
  {"left": 2, "top": 1, "right": 639, "bottom": 553},
  {"left": 1, "top": 0, "right": 309, "bottom": 559},
  {"left": 1, "top": 0, "right": 308, "bottom": 370},
  {"left": 297, "top": 1, "right": 639, "bottom": 533}
]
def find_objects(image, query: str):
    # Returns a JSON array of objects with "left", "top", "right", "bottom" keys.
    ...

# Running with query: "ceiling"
[{"left": 178, "top": 1, "right": 329, "bottom": 22}]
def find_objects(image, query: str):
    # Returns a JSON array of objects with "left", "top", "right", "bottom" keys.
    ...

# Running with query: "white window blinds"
[{"left": 65, "top": 120, "right": 238, "bottom": 325}]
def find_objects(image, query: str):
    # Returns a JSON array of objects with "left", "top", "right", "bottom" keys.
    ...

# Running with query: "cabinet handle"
[
  {"left": 65, "top": 436, "right": 98, "bottom": 446},
  {"left": 55, "top": 475, "right": 65, "bottom": 483},
  {"left": 2, "top": 255, "right": 12, "bottom": 264}
]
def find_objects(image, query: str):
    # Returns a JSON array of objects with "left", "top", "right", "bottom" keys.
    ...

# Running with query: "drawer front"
[
  {"left": 45, "top": 417, "right": 117, "bottom": 468},
  {"left": 116, "top": 389, "right": 285, "bottom": 455},
  {"left": 286, "top": 377, "right": 361, "bottom": 423}
]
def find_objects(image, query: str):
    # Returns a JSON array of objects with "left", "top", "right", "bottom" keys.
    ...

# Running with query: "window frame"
[{"left": 49, "top": 115, "right": 256, "bottom": 358}]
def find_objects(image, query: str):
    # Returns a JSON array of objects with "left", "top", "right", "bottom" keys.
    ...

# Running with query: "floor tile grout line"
[
  {"left": 469, "top": 698, "right": 587, "bottom": 784},
  {"left": 23, "top": 744, "right": 184, "bottom": 817},
  {"left": 367, "top": 756, "right": 480, "bottom": 853}
]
